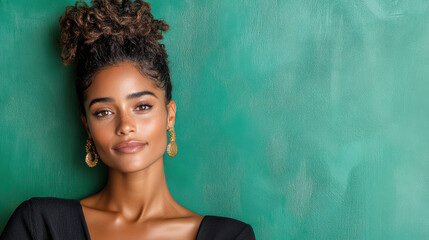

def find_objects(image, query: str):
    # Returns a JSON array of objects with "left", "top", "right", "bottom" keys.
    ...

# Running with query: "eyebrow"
[
  {"left": 88, "top": 91, "right": 158, "bottom": 108},
  {"left": 126, "top": 91, "right": 157, "bottom": 100}
]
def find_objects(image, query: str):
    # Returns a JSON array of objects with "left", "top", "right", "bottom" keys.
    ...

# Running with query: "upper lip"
[{"left": 113, "top": 140, "right": 146, "bottom": 150}]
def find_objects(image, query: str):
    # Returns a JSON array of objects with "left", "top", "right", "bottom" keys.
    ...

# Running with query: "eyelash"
[
  {"left": 93, "top": 110, "right": 112, "bottom": 118},
  {"left": 135, "top": 104, "right": 152, "bottom": 111},
  {"left": 93, "top": 104, "right": 152, "bottom": 118}
]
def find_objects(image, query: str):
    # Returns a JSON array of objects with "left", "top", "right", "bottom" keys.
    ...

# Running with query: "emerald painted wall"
[{"left": 1, "top": 0, "right": 429, "bottom": 239}]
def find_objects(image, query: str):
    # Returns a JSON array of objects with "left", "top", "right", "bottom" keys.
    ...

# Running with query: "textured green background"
[{"left": 1, "top": 0, "right": 429, "bottom": 239}]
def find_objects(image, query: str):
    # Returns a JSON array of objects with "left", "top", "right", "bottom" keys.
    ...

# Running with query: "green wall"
[{"left": 1, "top": 0, "right": 429, "bottom": 239}]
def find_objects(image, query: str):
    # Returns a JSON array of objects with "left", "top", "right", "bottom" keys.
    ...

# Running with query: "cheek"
[
  {"left": 88, "top": 120, "right": 115, "bottom": 156},
  {"left": 141, "top": 111, "right": 168, "bottom": 151}
]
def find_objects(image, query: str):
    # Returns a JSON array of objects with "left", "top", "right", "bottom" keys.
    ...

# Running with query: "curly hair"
[{"left": 58, "top": 0, "right": 171, "bottom": 115}]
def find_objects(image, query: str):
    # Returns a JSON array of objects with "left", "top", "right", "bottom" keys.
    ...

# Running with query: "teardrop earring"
[
  {"left": 167, "top": 127, "right": 177, "bottom": 157},
  {"left": 85, "top": 138, "right": 99, "bottom": 167}
]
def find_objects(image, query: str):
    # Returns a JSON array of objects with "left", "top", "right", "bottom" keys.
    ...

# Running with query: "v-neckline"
[{"left": 76, "top": 200, "right": 207, "bottom": 240}]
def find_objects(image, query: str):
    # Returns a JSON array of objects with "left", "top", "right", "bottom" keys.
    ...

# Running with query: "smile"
[{"left": 113, "top": 141, "right": 146, "bottom": 154}]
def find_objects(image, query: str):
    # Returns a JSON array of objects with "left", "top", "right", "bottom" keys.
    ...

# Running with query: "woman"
[{"left": 0, "top": 0, "right": 255, "bottom": 239}]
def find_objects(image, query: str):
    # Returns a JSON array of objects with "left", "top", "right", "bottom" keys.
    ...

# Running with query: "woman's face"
[{"left": 81, "top": 62, "right": 176, "bottom": 173}]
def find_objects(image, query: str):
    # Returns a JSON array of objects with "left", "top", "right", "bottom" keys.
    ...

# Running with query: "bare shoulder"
[
  {"left": 157, "top": 205, "right": 204, "bottom": 239},
  {"left": 79, "top": 194, "right": 100, "bottom": 208},
  {"left": 168, "top": 209, "right": 204, "bottom": 228},
  {"left": 154, "top": 210, "right": 204, "bottom": 240}
]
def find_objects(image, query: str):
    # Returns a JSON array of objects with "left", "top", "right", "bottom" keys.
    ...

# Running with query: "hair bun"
[{"left": 58, "top": 0, "right": 169, "bottom": 65}]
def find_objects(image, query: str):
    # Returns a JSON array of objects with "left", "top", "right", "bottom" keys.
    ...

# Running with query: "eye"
[
  {"left": 94, "top": 110, "right": 113, "bottom": 118},
  {"left": 135, "top": 104, "right": 152, "bottom": 111}
]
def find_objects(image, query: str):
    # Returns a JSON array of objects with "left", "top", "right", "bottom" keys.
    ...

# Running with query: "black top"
[{"left": 0, "top": 197, "right": 255, "bottom": 240}]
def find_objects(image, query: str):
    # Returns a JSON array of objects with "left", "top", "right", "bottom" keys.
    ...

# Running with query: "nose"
[{"left": 115, "top": 111, "right": 136, "bottom": 136}]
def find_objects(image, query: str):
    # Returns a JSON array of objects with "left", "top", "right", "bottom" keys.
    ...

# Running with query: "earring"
[
  {"left": 85, "top": 138, "right": 98, "bottom": 167},
  {"left": 167, "top": 127, "right": 177, "bottom": 157}
]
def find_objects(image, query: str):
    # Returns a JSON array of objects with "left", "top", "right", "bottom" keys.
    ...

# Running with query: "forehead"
[{"left": 86, "top": 62, "right": 164, "bottom": 100}]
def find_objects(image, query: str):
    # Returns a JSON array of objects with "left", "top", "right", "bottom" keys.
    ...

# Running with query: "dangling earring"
[
  {"left": 167, "top": 127, "right": 177, "bottom": 157},
  {"left": 85, "top": 138, "right": 98, "bottom": 167}
]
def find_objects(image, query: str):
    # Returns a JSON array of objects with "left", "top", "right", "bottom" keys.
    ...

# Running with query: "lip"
[{"left": 113, "top": 141, "right": 146, "bottom": 154}]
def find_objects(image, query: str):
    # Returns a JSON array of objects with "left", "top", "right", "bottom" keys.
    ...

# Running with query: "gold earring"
[
  {"left": 167, "top": 127, "right": 177, "bottom": 157},
  {"left": 85, "top": 138, "right": 98, "bottom": 167}
]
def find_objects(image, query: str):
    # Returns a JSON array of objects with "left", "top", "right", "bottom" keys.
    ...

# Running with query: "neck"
[{"left": 96, "top": 158, "right": 178, "bottom": 221}]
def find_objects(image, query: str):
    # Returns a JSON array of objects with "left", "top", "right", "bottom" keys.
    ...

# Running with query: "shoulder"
[
  {"left": 26, "top": 197, "right": 83, "bottom": 224},
  {"left": 26, "top": 197, "right": 80, "bottom": 210},
  {"left": 1, "top": 197, "right": 87, "bottom": 240},
  {"left": 19, "top": 197, "right": 82, "bottom": 219},
  {"left": 197, "top": 215, "right": 255, "bottom": 240},
  {"left": 5, "top": 197, "right": 81, "bottom": 220}
]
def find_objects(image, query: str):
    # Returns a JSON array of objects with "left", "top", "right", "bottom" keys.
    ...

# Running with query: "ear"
[
  {"left": 81, "top": 114, "right": 92, "bottom": 138},
  {"left": 166, "top": 100, "right": 176, "bottom": 130}
]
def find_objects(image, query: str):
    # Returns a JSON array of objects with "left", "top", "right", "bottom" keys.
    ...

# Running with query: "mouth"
[{"left": 113, "top": 141, "right": 146, "bottom": 154}]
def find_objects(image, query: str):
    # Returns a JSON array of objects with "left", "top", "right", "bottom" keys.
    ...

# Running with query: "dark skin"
[{"left": 80, "top": 62, "right": 203, "bottom": 240}]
